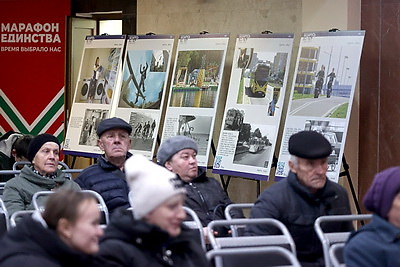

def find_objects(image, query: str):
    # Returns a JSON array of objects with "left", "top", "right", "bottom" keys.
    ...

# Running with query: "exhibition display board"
[
  {"left": 64, "top": 35, "right": 175, "bottom": 160},
  {"left": 212, "top": 33, "right": 294, "bottom": 180},
  {"left": 64, "top": 35, "right": 126, "bottom": 157},
  {"left": 275, "top": 31, "right": 365, "bottom": 182},
  {"left": 160, "top": 34, "right": 230, "bottom": 167}
]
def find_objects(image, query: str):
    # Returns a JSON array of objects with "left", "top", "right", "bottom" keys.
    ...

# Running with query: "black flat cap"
[
  {"left": 288, "top": 131, "right": 332, "bottom": 159},
  {"left": 96, "top": 117, "right": 132, "bottom": 137}
]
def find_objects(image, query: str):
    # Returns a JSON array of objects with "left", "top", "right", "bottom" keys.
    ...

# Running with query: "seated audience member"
[
  {"left": 95, "top": 154, "right": 210, "bottom": 267},
  {"left": 0, "top": 132, "right": 25, "bottom": 182},
  {"left": 246, "top": 131, "right": 353, "bottom": 267},
  {"left": 344, "top": 166, "right": 400, "bottom": 267},
  {"left": 11, "top": 134, "right": 34, "bottom": 166},
  {"left": 0, "top": 189, "right": 104, "bottom": 266},
  {"left": 157, "top": 135, "right": 243, "bottom": 238},
  {"left": 3, "top": 133, "right": 80, "bottom": 217},
  {"left": 75, "top": 117, "right": 132, "bottom": 214}
]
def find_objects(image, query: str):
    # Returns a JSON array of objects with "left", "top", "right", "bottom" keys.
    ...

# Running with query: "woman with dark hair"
[{"left": 0, "top": 189, "right": 104, "bottom": 266}]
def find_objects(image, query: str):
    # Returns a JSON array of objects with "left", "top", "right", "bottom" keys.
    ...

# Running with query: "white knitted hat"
[{"left": 125, "top": 154, "right": 186, "bottom": 219}]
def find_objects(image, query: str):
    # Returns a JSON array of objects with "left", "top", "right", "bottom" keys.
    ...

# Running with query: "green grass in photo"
[{"left": 329, "top": 103, "right": 348, "bottom": 118}]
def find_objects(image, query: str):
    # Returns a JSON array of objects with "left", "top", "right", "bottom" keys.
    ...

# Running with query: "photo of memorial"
[
  {"left": 75, "top": 48, "right": 121, "bottom": 104},
  {"left": 119, "top": 49, "right": 169, "bottom": 109},
  {"left": 129, "top": 111, "right": 158, "bottom": 151},
  {"left": 177, "top": 115, "right": 212, "bottom": 156},
  {"left": 232, "top": 123, "right": 274, "bottom": 168},
  {"left": 169, "top": 50, "right": 224, "bottom": 108},
  {"left": 79, "top": 109, "right": 108, "bottom": 146},
  {"left": 223, "top": 108, "right": 244, "bottom": 131}
]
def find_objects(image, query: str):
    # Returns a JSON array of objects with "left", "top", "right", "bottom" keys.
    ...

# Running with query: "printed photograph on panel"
[
  {"left": 304, "top": 120, "right": 345, "bottom": 173},
  {"left": 75, "top": 48, "right": 121, "bottom": 104},
  {"left": 223, "top": 108, "right": 245, "bottom": 131},
  {"left": 79, "top": 109, "right": 109, "bottom": 146},
  {"left": 177, "top": 115, "right": 213, "bottom": 156},
  {"left": 290, "top": 45, "right": 360, "bottom": 118},
  {"left": 129, "top": 111, "right": 158, "bottom": 151},
  {"left": 119, "top": 50, "right": 169, "bottom": 109},
  {"left": 232, "top": 123, "right": 275, "bottom": 168},
  {"left": 169, "top": 50, "right": 224, "bottom": 108},
  {"left": 236, "top": 48, "right": 287, "bottom": 117}
]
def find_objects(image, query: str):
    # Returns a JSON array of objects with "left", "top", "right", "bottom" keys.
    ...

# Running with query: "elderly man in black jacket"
[
  {"left": 246, "top": 131, "right": 353, "bottom": 267},
  {"left": 157, "top": 136, "right": 243, "bottom": 240},
  {"left": 75, "top": 117, "right": 132, "bottom": 214}
]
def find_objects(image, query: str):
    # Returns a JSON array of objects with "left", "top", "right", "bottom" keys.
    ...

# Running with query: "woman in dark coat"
[
  {"left": 0, "top": 190, "right": 104, "bottom": 267},
  {"left": 95, "top": 154, "right": 210, "bottom": 267}
]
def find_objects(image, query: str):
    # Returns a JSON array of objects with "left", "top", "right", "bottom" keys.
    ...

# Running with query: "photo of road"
[
  {"left": 233, "top": 145, "right": 272, "bottom": 168},
  {"left": 289, "top": 96, "right": 348, "bottom": 117}
]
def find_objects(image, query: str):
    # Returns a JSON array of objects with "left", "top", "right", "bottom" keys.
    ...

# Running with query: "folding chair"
[
  {"left": 10, "top": 210, "right": 35, "bottom": 228},
  {"left": 224, "top": 203, "right": 254, "bottom": 236},
  {"left": 0, "top": 198, "right": 9, "bottom": 235},
  {"left": 329, "top": 243, "right": 345, "bottom": 267},
  {"left": 182, "top": 206, "right": 206, "bottom": 251},
  {"left": 32, "top": 190, "right": 109, "bottom": 227},
  {"left": 207, "top": 218, "right": 296, "bottom": 255},
  {"left": 314, "top": 214, "right": 372, "bottom": 267},
  {"left": 206, "top": 246, "right": 301, "bottom": 267}
]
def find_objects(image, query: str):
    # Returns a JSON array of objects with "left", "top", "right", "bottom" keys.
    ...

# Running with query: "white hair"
[{"left": 289, "top": 155, "right": 298, "bottom": 167}]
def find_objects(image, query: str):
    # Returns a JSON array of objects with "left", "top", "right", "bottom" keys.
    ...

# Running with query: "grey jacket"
[{"left": 3, "top": 165, "right": 80, "bottom": 216}]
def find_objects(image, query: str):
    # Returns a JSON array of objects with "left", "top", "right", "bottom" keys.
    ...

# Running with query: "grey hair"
[{"left": 289, "top": 155, "right": 298, "bottom": 167}]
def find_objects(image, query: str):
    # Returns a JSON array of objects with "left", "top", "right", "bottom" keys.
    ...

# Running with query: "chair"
[
  {"left": 329, "top": 243, "right": 345, "bottom": 267},
  {"left": 12, "top": 161, "right": 82, "bottom": 180},
  {"left": 206, "top": 246, "right": 301, "bottom": 267},
  {"left": 314, "top": 214, "right": 372, "bottom": 267},
  {"left": 182, "top": 206, "right": 206, "bottom": 251},
  {"left": 207, "top": 218, "right": 296, "bottom": 255},
  {"left": 0, "top": 198, "right": 9, "bottom": 235},
  {"left": 224, "top": 203, "right": 254, "bottom": 236},
  {"left": 10, "top": 210, "right": 35, "bottom": 228},
  {"left": 32, "top": 189, "right": 110, "bottom": 227}
]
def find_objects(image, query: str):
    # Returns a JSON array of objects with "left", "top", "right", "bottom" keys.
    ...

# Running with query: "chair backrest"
[
  {"left": 32, "top": 190, "right": 109, "bottom": 227},
  {"left": 224, "top": 203, "right": 254, "bottom": 236},
  {"left": 12, "top": 161, "right": 82, "bottom": 180},
  {"left": 329, "top": 243, "right": 345, "bottom": 267},
  {"left": 10, "top": 210, "right": 35, "bottom": 228},
  {"left": 0, "top": 198, "right": 9, "bottom": 234},
  {"left": 314, "top": 214, "right": 372, "bottom": 267},
  {"left": 182, "top": 206, "right": 206, "bottom": 251},
  {"left": 206, "top": 246, "right": 301, "bottom": 267},
  {"left": 207, "top": 218, "right": 296, "bottom": 255}
]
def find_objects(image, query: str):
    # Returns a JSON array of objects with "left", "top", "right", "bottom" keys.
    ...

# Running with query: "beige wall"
[{"left": 137, "top": 0, "right": 361, "bottom": 206}]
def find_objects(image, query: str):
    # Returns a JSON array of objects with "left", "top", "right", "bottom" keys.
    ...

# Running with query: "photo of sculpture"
[
  {"left": 177, "top": 115, "right": 212, "bottom": 156},
  {"left": 79, "top": 109, "right": 108, "bottom": 146},
  {"left": 169, "top": 50, "right": 224, "bottom": 108},
  {"left": 119, "top": 49, "right": 169, "bottom": 109}
]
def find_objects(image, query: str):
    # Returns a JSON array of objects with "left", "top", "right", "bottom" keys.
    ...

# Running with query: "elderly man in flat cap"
[
  {"left": 246, "top": 130, "right": 353, "bottom": 267},
  {"left": 344, "top": 166, "right": 400, "bottom": 267},
  {"left": 157, "top": 135, "right": 243, "bottom": 241},
  {"left": 76, "top": 117, "right": 132, "bottom": 214}
]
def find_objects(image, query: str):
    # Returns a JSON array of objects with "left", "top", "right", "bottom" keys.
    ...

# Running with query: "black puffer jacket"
[
  {"left": 75, "top": 154, "right": 131, "bottom": 214},
  {"left": 246, "top": 171, "right": 353, "bottom": 264},
  {"left": 95, "top": 209, "right": 210, "bottom": 267},
  {"left": 183, "top": 168, "right": 243, "bottom": 226},
  {"left": 0, "top": 214, "right": 94, "bottom": 267}
]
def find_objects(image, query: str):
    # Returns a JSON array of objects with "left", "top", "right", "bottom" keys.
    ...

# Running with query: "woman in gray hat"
[{"left": 3, "top": 133, "right": 80, "bottom": 217}]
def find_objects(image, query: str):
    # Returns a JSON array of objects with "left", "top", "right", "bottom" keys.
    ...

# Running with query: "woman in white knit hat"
[{"left": 95, "top": 154, "right": 210, "bottom": 267}]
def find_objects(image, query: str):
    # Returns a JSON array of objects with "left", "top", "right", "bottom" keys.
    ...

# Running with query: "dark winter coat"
[
  {"left": 183, "top": 168, "right": 243, "bottom": 231},
  {"left": 75, "top": 154, "right": 131, "bottom": 214},
  {"left": 246, "top": 171, "right": 353, "bottom": 264},
  {"left": 344, "top": 214, "right": 400, "bottom": 267},
  {"left": 0, "top": 213, "right": 95, "bottom": 267},
  {"left": 95, "top": 209, "right": 210, "bottom": 267}
]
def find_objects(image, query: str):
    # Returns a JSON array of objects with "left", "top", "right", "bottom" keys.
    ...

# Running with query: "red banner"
[{"left": 0, "top": 0, "right": 70, "bottom": 138}]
